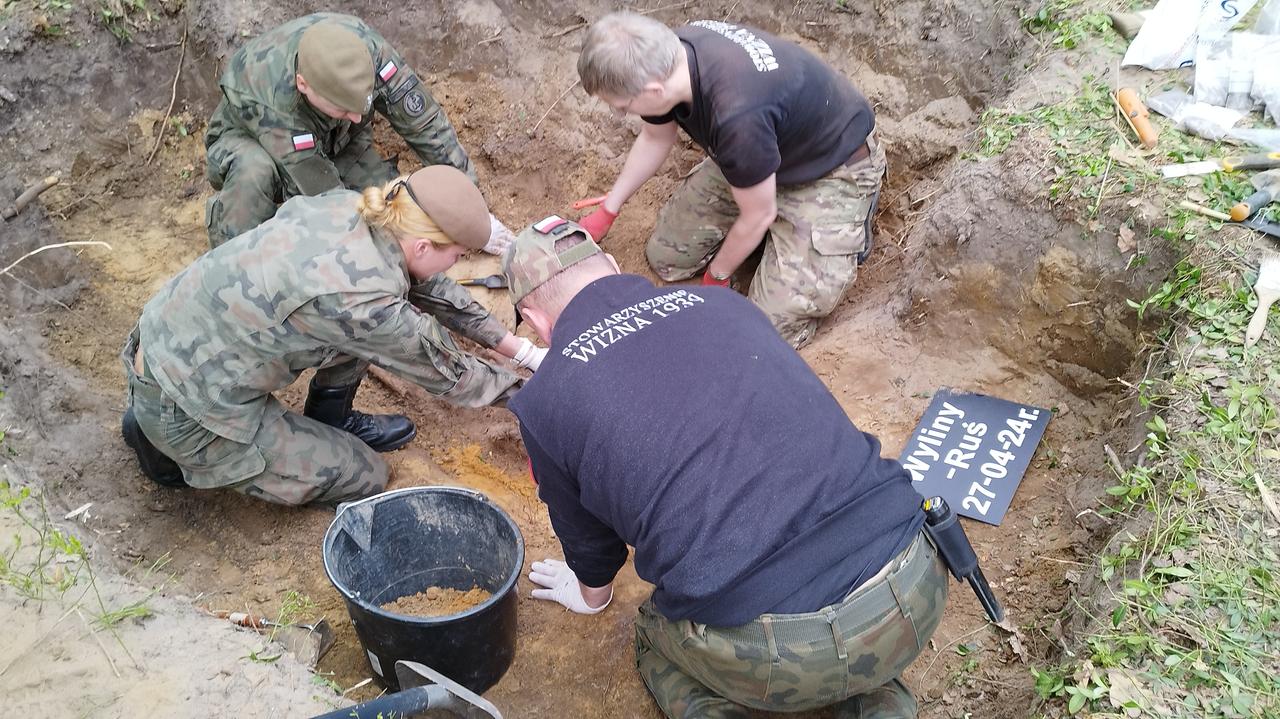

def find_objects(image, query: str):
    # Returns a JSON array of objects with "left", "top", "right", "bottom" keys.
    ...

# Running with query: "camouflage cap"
[
  {"left": 297, "top": 23, "right": 374, "bottom": 115},
  {"left": 404, "top": 166, "right": 491, "bottom": 250},
  {"left": 503, "top": 215, "right": 602, "bottom": 304}
]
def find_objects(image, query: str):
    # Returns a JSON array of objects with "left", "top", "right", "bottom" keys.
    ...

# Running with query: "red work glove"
[
  {"left": 701, "top": 270, "right": 732, "bottom": 287},
  {"left": 577, "top": 206, "right": 618, "bottom": 241}
]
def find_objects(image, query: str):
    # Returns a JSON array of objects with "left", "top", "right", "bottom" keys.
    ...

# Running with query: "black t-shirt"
[
  {"left": 508, "top": 274, "right": 923, "bottom": 626},
  {"left": 643, "top": 22, "right": 874, "bottom": 188}
]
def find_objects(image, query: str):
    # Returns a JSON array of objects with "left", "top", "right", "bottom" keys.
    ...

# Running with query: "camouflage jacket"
[
  {"left": 205, "top": 12, "right": 475, "bottom": 198},
  {"left": 138, "top": 191, "right": 517, "bottom": 443}
]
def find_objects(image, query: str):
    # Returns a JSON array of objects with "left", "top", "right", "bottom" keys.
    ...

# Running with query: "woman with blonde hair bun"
[{"left": 118, "top": 165, "right": 544, "bottom": 506}]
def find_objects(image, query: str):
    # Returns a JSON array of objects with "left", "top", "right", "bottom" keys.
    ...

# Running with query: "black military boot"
[
  {"left": 121, "top": 408, "right": 186, "bottom": 488},
  {"left": 303, "top": 378, "right": 417, "bottom": 453}
]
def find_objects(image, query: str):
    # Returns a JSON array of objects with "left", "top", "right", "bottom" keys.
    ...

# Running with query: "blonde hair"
[
  {"left": 356, "top": 176, "right": 451, "bottom": 246},
  {"left": 578, "top": 12, "right": 682, "bottom": 98}
]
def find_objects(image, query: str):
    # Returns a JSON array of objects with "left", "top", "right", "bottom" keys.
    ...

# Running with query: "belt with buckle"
[{"left": 844, "top": 140, "right": 871, "bottom": 167}]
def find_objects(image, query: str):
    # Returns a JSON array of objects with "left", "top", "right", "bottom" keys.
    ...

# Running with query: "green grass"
[
  {"left": 1031, "top": 210, "right": 1280, "bottom": 716},
  {"left": 245, "top": 589, "right": 318, "bottom": 663},
  {"left": 974, "top": 74, "right": 1160, "bottom": 219},
  {"left": 1021, "top": 0, "right": 1117, "bottom": 51},
  {"left": 96, "top": 0, "right": 152, "bottom": 42},
  {"left": 966, "top": 4, "right": 1280, "bottom": 713},
  {"left": 1, "top": 475, "right": 171, "bottom": 672}
]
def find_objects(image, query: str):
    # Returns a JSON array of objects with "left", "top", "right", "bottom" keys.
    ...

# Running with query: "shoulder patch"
[
  {"left": 387, "top": 74, "right": 420, "bottom": 104},
  {"left": 533, "top": 215, "right": 568, "bottom": 234},
  {"left": 403, "top": 90, "right": 426, "bottom": 117},
  {"left": 378, "top": 61, "right": 398, "bottom": 83},
  {"left": 292, "top": 133, "right": 316, "bottom": 151}
]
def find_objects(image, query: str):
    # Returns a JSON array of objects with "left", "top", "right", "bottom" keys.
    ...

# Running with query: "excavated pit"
[{"left": 0, "top": 1, "right": 1175, "bottom": 716}]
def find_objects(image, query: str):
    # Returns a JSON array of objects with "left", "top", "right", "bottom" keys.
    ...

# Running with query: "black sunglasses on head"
[{"left": 385, "top": 179, "right": 427, "bottom": 213}]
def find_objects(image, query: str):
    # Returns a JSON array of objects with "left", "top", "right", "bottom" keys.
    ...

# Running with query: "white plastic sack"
[
  {"left": 1258, "top": 0, "right": 1280, "bottom": 34},
  {"left": 1253, "top": 37, "right": 1280, "bottom": 122},
  {"left": 1194, "top": 33, "right": 1277, "bottom": 108},
  {"left": 1147, "top": 90, "right": 1245, "bottom": 140},
  {"left": 1123, "top": 0, "right": 1257, "bottom": 69}
]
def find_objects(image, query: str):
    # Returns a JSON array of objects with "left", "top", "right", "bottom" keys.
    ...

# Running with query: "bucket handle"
[{"left": 332, "top": 487, "right": 495, "bottom": 554}]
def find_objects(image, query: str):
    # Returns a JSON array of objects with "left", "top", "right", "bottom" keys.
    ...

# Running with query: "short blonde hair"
[
  {"left": 577, "top": 12, "right": 682, "bottom": 98},
  {"left": 356, "top": 175, "right": 451, "bottom": 247}
]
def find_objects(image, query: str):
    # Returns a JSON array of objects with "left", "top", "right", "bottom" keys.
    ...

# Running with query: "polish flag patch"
[
  {"left": 378, "top": 61, "right": 398, "bottom": 82},
  {"left": 533, "top": 215, "right": 567, "bottom": 234},
  {"left": 292, "top": 133, "right": 315, "bottom": 151}
]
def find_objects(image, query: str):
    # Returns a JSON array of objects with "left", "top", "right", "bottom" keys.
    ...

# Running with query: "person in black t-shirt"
[
  {"left": 574, "top": 13, "right": 886, "bottom": 349},
  {"left": 503, "top": 216, "right": 946, "bottom": 718}
]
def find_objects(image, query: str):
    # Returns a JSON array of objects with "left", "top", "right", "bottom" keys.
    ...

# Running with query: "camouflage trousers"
[
  {"left": 122, "top": 333, "right": 387, "bottom": 506},
  {"left": 204, "top": 127, "right": 397, "bottom": 248},
  {"left": 634, "top": 531, "right": 946, "bottom": 718},
  {"left": 647, "top": 134, "right": 886, "bottom": 349}
]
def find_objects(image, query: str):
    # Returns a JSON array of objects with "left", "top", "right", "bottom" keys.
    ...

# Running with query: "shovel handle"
[
  {"left": 1114, "top": 89, "right": 1158, "bottom": 149},
  {"left": 309, "top": 685, "right": 454, "bottom": 719}
]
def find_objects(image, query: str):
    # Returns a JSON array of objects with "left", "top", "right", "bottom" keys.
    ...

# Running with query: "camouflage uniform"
[
  {"left": 634, "top": 532, "right": 946, "bottom": 718},
  {"left": 204, "top": 13, "right": 476, "bottom": 247},
  {"left": 123, "top": 190, "right": 519, "bottom": 506},
  {"left": 646, "top": 134, "right": 886, "bottom": 349}
]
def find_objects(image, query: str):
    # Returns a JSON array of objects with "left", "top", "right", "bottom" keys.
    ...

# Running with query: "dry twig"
[
  {"left": 147, "top": 27, "right": 188, "bottom": 165},
  {"left": 919, "top": 623, "right": 992, "bottom": 683},
  {"left": 638, "top": 0, "right": 695, "bottom": 14},
  {"left": 77, "top": 609, "right": 121, "bottom": 679},
  {"left": 530, "top": 80, "right": 580, "bottom": 135},
  {"left": 544, "top": 22, "right": 586, "bottom": 38},
  {"left": 0, "top": 241, "right": 113, "bottom": 276}
]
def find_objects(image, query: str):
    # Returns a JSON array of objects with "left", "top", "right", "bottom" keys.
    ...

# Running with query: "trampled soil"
[
  {"left": 382, "top": 585, "right": 494, "bottom": 617},
  {"left": 0, "top": 1, "right": 1176, "bottom": 717}
]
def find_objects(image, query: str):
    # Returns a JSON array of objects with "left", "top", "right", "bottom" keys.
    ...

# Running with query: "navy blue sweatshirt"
[{"left": 509, "top": 275, "right": 922, "bottom": 626}]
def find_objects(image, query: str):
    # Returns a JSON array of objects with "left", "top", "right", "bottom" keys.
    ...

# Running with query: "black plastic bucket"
[{"left": 322, "top": 487, "right": 525, "bottom": 693}]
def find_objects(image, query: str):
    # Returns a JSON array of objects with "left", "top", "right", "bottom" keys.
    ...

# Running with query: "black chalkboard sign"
[{"left": 899, "top": 390, "right": 1050, "bottom": 525}]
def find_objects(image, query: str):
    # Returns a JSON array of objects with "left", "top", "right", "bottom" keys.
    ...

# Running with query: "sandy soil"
[
  {"left": 0, "top": 1, "right": 1177, "bottom": 717},
  {"left": 383, "top": 586, "right": 495, "bottom": 617}
]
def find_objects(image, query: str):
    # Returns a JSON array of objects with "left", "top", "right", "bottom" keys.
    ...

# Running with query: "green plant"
[
  {"left": 98, "top": 0, "right": 150, "bottom": 42},
  {"left": 245, "top": 589, "right": 317, "bottom": 663},
  {"left": 1021, "top": 0, "right": 1116, "bottom": 51}
]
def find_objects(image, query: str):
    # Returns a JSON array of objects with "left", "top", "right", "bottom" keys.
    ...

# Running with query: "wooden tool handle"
[
  {"left": 1179, "top": 200, "right": 1232, "bottom": 221},
  {"left": 1115, "top": 89, "right": 1158, "bottom": 149},
  {"left": 1246, "top": 298, "right": 1275, "bottom": 347}
]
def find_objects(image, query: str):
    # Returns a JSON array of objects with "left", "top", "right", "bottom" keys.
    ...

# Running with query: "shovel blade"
[{"left": 394, "top": 661, "right": 503, "bottom": 719}]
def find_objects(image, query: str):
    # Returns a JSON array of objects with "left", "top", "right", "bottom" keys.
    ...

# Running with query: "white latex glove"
[
  {"left": 512, "top": 337, "right": 548, "bottom": 372},
  {"left": 529, "top": 558, "right": 611, "bottom": 614},
  {"left": 484, "top": 214, "right": 516, "bottom": 256}
]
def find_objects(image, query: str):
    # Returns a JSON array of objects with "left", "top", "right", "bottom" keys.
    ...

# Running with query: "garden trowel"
[{"left": 211, "top": 610, "right": 335, "bottom": 668}]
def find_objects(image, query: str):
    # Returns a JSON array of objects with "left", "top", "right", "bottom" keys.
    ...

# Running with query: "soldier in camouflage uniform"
[
  {"left": 504, "top": 220, "right": 946, "bottom": 718},
  {"left": 574, "top": 14, "right": 885, "bottom": 348},
  {"left": 120, "top": 167, "right": 546, "bottom": 506},
  {"left": 205, "top": 13, "right": 514, "bottom": 254}
]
